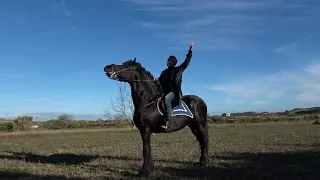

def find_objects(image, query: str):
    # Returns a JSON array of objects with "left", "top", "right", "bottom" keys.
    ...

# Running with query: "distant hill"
[
  {"left": 0, "top": 112, "right": 105, "bottom": 121},
  {"left": 226, "top": 107, "right": 320, "bottom": 116},
  {"left": 0, "top": 118, "right": 10, "bottom": 122},
  {"left": 288, "top": 107, "right": 320, "bottom": 115}
]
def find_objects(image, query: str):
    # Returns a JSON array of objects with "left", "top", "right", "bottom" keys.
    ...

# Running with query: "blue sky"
[{"left": 1, "top": 0, "right": 320, "bottom": 119}]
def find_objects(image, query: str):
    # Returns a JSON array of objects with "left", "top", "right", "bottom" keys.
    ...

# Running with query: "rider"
[{"left": 154, "top": 41, "right": 194, "bottom": 129}]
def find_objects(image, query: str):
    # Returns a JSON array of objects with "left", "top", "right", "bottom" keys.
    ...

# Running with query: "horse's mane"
[
  {"left": 122, "top": 59, "right": 162, "bottom": 97},
  {"left": 122, "top": 59, "right": 155, "bottom": 79}
]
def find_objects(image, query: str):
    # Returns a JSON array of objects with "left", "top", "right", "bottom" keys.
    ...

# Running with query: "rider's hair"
[{"left": 167, "top": 56, "right": 177, "bottom": 66}]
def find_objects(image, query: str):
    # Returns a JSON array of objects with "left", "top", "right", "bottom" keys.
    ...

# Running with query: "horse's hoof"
[
  {"left": 200, "top": 159, "right": 209, "bottom": 167},
  {"left": 139, "top": 170, "right": 151, "bottom": 177},
  {"left": 200, "top": 162, "right": 208, "bottom": 167},
  {"left": 193, "top": 161, "right": 208, "bottom": 167},
  {"left": 193, "top": 162, "right": 201, "bottom": 166}
]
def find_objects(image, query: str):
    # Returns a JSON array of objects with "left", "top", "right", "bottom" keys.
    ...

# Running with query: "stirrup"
[
  {"left": 160, "top": 125, "right": 167, "bottom": 129},
  {"left": 161, "top": 118, "right": 168, "bottom": 129},
  {"left": 161, "top": 119, "right": 170, "bottom": 129}
]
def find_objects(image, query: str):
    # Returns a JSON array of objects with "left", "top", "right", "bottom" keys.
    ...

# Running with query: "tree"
[
  {"left": 104, "top": 82, "right": 136, "bottom": 129},
  {"left": 57, "top": 113, "right": 73, "bottom": 121},
  {"left": 13, "top": 116, "right": 33, "bottom": 131}
]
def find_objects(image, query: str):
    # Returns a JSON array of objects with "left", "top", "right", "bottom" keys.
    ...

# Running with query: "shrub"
[
  {"left": 0, "top": 122, "right": 18, "bottom": 132},
  {"left": 57, "top": 114, "right": 73, "bottom": 121},
  {"left": 42, "top": 120, "right": 67, "bottom": 129},
  {"left": 5, "top": 122, "right": 17, "bottom": 131},
  {"left": 313, "top": 120, "right": 320, "bottom": 125},
  {"left": 13, "top": 116, "right": 33, "bottom": 131}
]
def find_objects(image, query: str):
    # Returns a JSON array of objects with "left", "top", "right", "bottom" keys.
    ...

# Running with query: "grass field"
[{"left": 0, "top": 123, "right": 319, "bottom": 180}]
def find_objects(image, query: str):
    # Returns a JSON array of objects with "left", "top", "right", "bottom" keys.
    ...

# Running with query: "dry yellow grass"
[
  {"left": 0, "top": 123, "right": 319, "bottom": 179},
  {"left": 0, "top": 127, "right": 134, "bottom": 137}
]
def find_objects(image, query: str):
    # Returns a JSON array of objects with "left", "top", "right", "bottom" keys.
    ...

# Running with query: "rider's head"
[{"left": 167, "top": 55, "right": 177, "bottom": 67}]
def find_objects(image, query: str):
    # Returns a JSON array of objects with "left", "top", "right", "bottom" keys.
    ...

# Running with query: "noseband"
[{"left": 110, "top": 64, "right": 135, "bottom": 81}]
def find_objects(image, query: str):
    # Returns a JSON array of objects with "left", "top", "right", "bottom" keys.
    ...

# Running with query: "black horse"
[{"left": 104, "top": 58, "right": 209, "bottom": 177}]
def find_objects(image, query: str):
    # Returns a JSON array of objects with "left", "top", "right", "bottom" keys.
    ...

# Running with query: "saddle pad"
[{"left": 157, "top": 98, "right": 194, "bottom": 118}]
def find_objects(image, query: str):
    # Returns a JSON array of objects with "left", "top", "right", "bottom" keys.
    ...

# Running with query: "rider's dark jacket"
[{"left": 157, "top": 49, "right": 192, "bottom": 106}]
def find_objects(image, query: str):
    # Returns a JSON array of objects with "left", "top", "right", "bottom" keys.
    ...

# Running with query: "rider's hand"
[{"left": 189, "top": 41, "right": 194, "bottom": 50}]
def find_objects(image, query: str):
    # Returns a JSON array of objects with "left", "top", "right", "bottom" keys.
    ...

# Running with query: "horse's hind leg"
[{"left": 189, "top": 121, "right": 209, "bottom": 166}]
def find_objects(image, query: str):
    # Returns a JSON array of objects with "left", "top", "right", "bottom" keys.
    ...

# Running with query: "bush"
[
  {"left": 42, "top": 120, "right": 67, "bottom": 130},
  {"left": 14, "top": 116, "right": 33, "bottom": 131},
  {"left": 313, "top": 120, "right": 320, "bottom": 124},
  {"left": 0, "top": 122, "right": 18, "bottom": 132},
  {"left": 5, "top": 122, "right": 17, "bottom": 131},
  {"left": 57, "top": 114, "right": 73, "bottom": 121}
]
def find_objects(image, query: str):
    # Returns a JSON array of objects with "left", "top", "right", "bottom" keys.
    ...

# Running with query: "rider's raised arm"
[{"left": 176, "top": 48, "right": 192, "bottom": 73}]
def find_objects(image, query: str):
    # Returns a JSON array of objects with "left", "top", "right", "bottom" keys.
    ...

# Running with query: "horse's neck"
[{"left": 129, "top": 79, "right": 161, "bottom": 109}]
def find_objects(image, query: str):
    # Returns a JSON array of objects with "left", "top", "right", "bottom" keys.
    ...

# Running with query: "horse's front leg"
[{"left": 139, "top": 128, "right": 153, "bottom": 177}]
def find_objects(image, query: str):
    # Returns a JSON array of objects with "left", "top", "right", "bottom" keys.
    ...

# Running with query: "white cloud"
[
  {"left": 119, "top": 0, "right": 163, "bottom": 5},
  {"left": 210, "top": 81, "right": 284, "bottom": 101},
  {"left": 140, "top": 22, "right": 164, "bottom": 29},
  {"left": 120, "top": 0, "right": 319, "bottom": 51},
  {"left": 305, "top": 63, "right": 320, "bottom": 76},
  {"left": 52, "top": 0, "right": 71, "bottom": 17},
  {"left": 252, "top": 100, "right": 267, "bottom": 105},
  {"left": 124, "top": 0, "right": 275, "bottom": 11},
  {"left": 23, "top": 98, "right": 51, "bottom": 102},
  {"left": 221, "top": 97, "right": 244, "bottom": 104},
  {"left": 209, "top": 62, "right": 320, "bottom": 104},
  {"left": 274, "top": 35, "right": 316, "bottom": 53},
  {"left": 296, "top": 92, "right": 320, "bottom": 102},
  {"left": 120, "top": 0, "right": 271, "bottom": 50},
  {"left": 69, "top": 25, "right": 79, "bottom": 30},
  {"left": 275, "top": 42, "right": 298, "bottom": 53}
]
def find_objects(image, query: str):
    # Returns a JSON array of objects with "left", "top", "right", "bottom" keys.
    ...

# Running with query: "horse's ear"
[{"left": 133, "top": 57, "right": 136, "bottom": 62}]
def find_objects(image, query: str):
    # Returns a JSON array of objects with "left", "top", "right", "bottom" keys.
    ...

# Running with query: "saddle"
[{"left": 159, "top": 94, "right": 179, "bottom": 114}]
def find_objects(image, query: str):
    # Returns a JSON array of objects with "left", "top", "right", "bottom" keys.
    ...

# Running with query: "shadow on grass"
[
  {"left": 0, "top": 151, "right": 194, "bottom": 166},
  {"left": 83, "top": 151, "right": 320, "bottom": 179},
  {"left": 274, "top": 143, "right": 320, "bottom": 149},
  {"left": 97, "top": 150, "right": 320, "bottom": 180},
  {"left": 0, "top": 171, "right": 85, "bottom": 180},
  {"left": 161, "top": 150, "right": 320, "bottom": 180},
  {"left": 1, "top": 151, "right": 319, "bottom": 179},
  {"left": 0, "top": 151, "right": 98, "bottom": 165},
  {"left": 102, "top": 155, "right": 195, "bottom": 165}
]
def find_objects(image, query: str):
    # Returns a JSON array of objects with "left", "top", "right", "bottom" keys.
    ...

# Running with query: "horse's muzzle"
[{"left": 104, "top": 65, "right": 118, "bottom": 79}]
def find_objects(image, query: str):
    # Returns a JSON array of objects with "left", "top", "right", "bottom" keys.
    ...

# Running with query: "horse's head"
[{"left": 104, "top": 58, "right": 140, "bottom": 82}]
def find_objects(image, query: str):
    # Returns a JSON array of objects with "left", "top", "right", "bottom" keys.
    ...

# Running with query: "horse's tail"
[{"left": 197, "top": 95, "right": 208, "bottom": 128}]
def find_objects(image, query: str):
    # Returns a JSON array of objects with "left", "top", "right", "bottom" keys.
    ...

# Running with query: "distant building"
[
  {"left": 221, "top": 113, "right": 231, "bottom": 117},
  {"left": 31, "top": 125, "right": 39, "bottom": 129}
]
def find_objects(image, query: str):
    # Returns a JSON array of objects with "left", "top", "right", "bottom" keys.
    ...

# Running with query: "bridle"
[
  {"left": 109, "top": 64, "right": 154, "bottom": 82},
  {"left": 109, "top": 63, "right": 164, "bottom": 107}
]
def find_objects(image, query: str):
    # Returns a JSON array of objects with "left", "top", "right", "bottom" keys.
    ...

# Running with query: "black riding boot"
[
  {"left": 161, "top": 112, "right": 171, "bottom": 129},
  {"left": 165, "top": 116, "right": 171, "bottom": 128}
]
